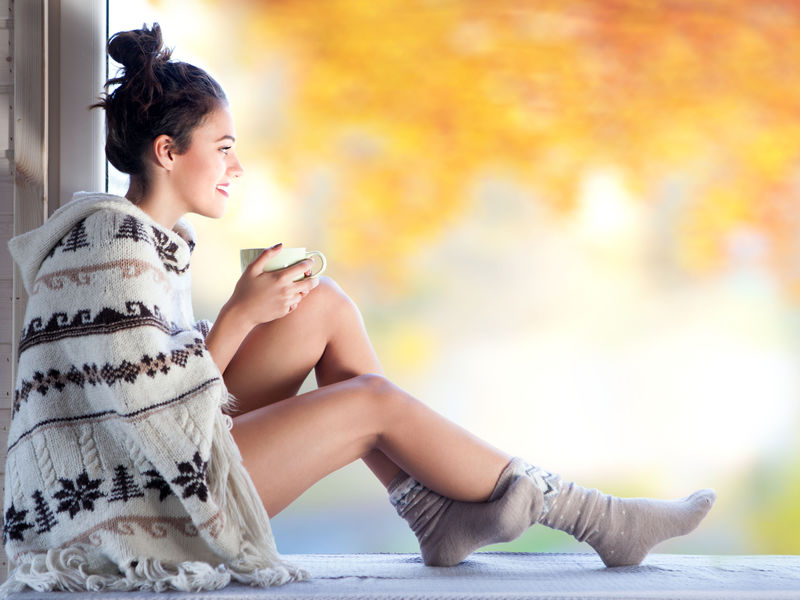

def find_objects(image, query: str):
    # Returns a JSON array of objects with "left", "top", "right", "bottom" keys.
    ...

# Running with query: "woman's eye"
[{"left": 220, "top": 146, "right": 231, "bottom": 155}]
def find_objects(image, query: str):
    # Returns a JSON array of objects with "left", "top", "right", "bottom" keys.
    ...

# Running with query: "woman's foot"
[
  {"left": 388, "top": 469, "right": 541, "bottom": 567},
  {"left": 539, "top": 480, "right": 717, "bottom": 567},
  {"left": 389, "top": 457, "right": 716, "bottom": 568}
]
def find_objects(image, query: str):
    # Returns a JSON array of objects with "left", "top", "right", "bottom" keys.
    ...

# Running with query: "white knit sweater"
[{"left": 3, "top": 193, "right": 306, "bottom": 593}]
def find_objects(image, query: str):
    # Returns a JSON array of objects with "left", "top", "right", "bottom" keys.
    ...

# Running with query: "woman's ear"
[{"left": 152, "top": 134, "right": 175, "bottom": 170}]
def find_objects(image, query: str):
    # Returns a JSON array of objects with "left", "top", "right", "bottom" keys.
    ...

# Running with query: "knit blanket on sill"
[{"left": 2, "top": 192, "right": 307, "bottom": 594}]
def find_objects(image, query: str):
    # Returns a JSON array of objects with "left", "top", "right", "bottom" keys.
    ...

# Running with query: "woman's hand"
[
  {"left": 227, "top": 243, "right": 320, "bottom": 328},
  {"left": 205, "top": 243, "right": 320, "bottom": 373}
]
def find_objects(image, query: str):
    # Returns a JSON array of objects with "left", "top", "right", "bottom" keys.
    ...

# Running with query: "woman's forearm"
[{"left": 205, "top": 302, "right": 257, "bottom": 374}]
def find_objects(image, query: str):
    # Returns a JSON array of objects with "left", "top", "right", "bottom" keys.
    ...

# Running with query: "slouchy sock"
[
  {"left": 504, "top": 457, "right": 717, "bottom": 567},
  {"left": 387, "top": 461, "right": 541, "bottom": 567},
  {"left": 389, "top": 457, "right": 716, "bottom": 568}
]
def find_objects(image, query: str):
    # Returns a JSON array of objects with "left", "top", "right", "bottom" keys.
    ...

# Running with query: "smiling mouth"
[{"left": 216, "top": 184, "right": 229, "bottom": 197}]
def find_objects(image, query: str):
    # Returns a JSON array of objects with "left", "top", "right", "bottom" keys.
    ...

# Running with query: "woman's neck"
[
  {"left": 125, "top": 176, "right": 147, "bottom": 204},
  {"left": 126, "top": 176, "right": 182, "bottom": 229}
]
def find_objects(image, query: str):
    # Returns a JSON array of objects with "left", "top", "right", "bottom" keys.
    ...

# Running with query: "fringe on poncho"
[{"left": 2, "top": 193, "right": 307, "bottom": 594}]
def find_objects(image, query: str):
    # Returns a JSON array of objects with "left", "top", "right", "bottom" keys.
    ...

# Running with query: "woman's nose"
[{"left": 229, "top": 153, "right": 244, "bottom": 178}]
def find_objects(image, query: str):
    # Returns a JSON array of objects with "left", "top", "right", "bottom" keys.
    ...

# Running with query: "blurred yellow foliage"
[
  {"left": 153, "top": 0, "right": 800, "bottom": 294},
  {"left": 141, "top": 0, "right": 800, "bottom": 554}
]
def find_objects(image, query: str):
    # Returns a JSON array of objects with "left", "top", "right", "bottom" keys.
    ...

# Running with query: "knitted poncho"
[{"left": 2, "top": 193, "right": 307, "bottom": 593}]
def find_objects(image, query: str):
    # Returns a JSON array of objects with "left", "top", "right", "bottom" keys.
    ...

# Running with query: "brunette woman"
[{"left": 3, "top": 24, "right": 715, "bottom": 593}]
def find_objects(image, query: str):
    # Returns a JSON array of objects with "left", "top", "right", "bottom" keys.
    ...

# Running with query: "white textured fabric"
[
  {"left": 5, "top": 553, "right": 798, "bottom": 599},
  {"left": 2, "top": 193, "right": 306, "bottom": 593}
]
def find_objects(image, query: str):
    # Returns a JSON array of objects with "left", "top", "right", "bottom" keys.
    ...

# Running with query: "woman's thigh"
[
  {"left": 231, "top": 374, "right": 391, "bottom": 516},
  {"left": 232, "top": 372, "right": 508, "bottom": 515},
  {"left": 222, "top": 276, "right": 382, "bottom": 415}
]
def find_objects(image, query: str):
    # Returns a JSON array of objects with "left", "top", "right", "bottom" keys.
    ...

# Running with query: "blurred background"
[{"left": 108, "top": 0, "right": 800, "bottom": 556}]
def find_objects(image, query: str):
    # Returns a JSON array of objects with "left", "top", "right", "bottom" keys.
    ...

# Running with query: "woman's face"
[{"left": 169, "top": 104, "right": 244, "bottom": 220}]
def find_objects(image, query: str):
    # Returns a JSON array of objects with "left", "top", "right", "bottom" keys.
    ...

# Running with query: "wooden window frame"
[{"left": 2, "top": 0, "right": 106, "bottom": 577}]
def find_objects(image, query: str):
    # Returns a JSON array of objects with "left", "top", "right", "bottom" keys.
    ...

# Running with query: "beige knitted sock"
[
  {"left": 390, "top": 458, "right": 715, "bottom": 569},
  {"left": 517, "top": 460, "right": 717, "bottom": 567},
  {"left": 388, "top": 460, "right": 542, "bottom": 567}
]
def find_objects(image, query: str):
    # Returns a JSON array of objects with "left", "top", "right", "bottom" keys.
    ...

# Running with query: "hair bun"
[{"left": 108, "top": 23, "right": 171, "bottom": 73}]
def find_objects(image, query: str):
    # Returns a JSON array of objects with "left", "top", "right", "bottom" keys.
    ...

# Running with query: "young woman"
[{"left": 2, "top": 24, "right": 715, "bottom": 593}]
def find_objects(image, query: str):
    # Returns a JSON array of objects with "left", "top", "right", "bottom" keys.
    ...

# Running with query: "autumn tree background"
[{"left": 113, "top": 0, "right": 800, "bottom": 554}]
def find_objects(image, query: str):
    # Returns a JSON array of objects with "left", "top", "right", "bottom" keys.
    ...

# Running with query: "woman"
[{"left": 2, "top": 24, "right": 715, "bottom": 593}]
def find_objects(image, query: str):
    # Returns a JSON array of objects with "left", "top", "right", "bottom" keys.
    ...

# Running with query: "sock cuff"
[
  {"left": 388, "top": 475, "right": 425, "bottom": 510},
  {"left": 387, "top": 471, "right": 412, "bottom": 495},
  {"left": 489, "top": 457, "right": 528, "bottom": 502},
  {"left": 520, "top": 461, "right": 561, "bottom": 518}
]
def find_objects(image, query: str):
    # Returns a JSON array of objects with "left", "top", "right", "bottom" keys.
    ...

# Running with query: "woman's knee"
[
  {"left": 355, "top": 372, "right": 395, "bottom": 394},
  {"left": 307, "top": 276, "right": 346, "bottom": 305},
  {"left": 302, "top": 276, "right": 359, "bottom": 319},
  {"left": 350, "top": 373, "right": 410, "bottom": 420}
]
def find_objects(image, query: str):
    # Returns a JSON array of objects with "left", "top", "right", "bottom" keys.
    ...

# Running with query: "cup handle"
[{"left": 305, "top": 251, "right": 327, "bottom": 278}]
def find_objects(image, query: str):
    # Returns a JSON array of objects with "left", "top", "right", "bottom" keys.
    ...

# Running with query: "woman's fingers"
[
  {"left": 286, "top": 273, "right": 320, "bottom": 314},
  {"left": 280, "top": 258, "right": 314, "bottom": 282},
  {"left": 241, "top": 249, "right": 321, "bottom": 318},
  {"left": 284, "top": 268, "right": 320, "bottom": 314},
  {"left": 247, "top": 242, "right": 283, "bottom": 274}
]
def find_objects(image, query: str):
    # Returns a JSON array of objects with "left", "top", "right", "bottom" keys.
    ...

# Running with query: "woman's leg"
[
  {"left": 231, "top": 373, "right": 511, "bottom": 516},
  {"left": 226, "top": 278, "right": 715, "bottom": 568},
  {"left": 231, "top": 373, "right": 715, "bottom": 569},
  {"left": 223, "top": 277, "right": 377, "bottom": 408},
  {"left": 226, "top": 277, "right": 541, "bottom": 566},
  {"left": 223, "top": 277, "right": 404, "bottom": 485}
]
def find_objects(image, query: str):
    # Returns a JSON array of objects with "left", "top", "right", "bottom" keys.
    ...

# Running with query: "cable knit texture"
[{"left": 2, "top": 193, "right": 307, "bottom": 593}]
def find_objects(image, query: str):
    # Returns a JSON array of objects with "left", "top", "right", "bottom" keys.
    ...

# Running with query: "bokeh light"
[{"left": 109, "top": 0, "right": 800, "bottom": 555}]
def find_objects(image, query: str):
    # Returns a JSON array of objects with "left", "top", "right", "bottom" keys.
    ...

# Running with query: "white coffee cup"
[{"left": 240, "top": 247, "right": 327, "bottom": 281}]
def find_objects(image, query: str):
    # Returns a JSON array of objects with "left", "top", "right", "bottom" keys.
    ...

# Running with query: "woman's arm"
[
  {"left": 204, "top": 302, "right": 259, "bottom": 375},
  {"left": 205, "top": 244, "right": 320, "bottom": 373}
]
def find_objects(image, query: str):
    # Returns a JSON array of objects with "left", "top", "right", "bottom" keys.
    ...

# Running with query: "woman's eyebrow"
[{"left": 216, "top": 135, "right": 236, "bottom": 143}]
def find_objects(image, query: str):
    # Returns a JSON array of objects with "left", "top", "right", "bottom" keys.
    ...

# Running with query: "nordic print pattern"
[
  {"left": 62, "top": 515, "right": 201, "bottom": 549},
  {"left": 3, "top": 198, "right": 239, "bottom": 572},
  {"left": 114, "top": 215, "right": 151, "bottom": 244},
  {"left": 2, "top": 457, "right": 209, "bottom": 545},
  {"left": 143, "top": 470, "right": 174, "bottom": 502},
  {"left": 61, "top": 219, "right": 90, "bottom": 253},
  {"left": 115, "top": 214, "right": 190, "bottom": 274},
  {"left": 13, "top": 338, "right": 207, "bottom": 413},
  {"left": 150, "top": 227, "right": 189, "bottom": 274},
  {"left": 41, "top": 219, "right": 91, "bottom": 264},
  {"left": 54, "top": 471, "right": 106, "bottom": 518},
  {"left": 31, "top": 259, "right": 171, "bottom": 295},
  {"left": 107, "top": 465, "right": 146, "bottom": 503},
  {"left": 19, "top": 301, "right": 182, "bottom": 353},
  {"left": 2, "top": 505, "right": 33, "bottom": 544},
  {"left": 171, "top": 453, "right": 210, "bottom": 502},
  {"left": 31, "top": 490, "right": 58, "bottom": 534}
]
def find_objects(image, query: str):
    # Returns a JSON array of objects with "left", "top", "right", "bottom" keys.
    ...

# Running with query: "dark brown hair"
[{"left": 92, "top": 23, "right": 227, "bottom": 185}]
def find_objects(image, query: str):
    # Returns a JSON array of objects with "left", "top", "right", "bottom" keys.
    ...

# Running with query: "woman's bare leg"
[
  {"left": 225, "top": 279, "right": 716, "bottom": 568},
  {"left": 223, "top": 277, "right": 375, "bottom": 407},
  {"left": 231, "top": 374, "right": 510, "bottom": 517},
  {"left": 224, "top": 277, "right": 411, "bottom": 486},
  {"left": 225, "top": 276, "right": 538, "bottom": 565}
]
